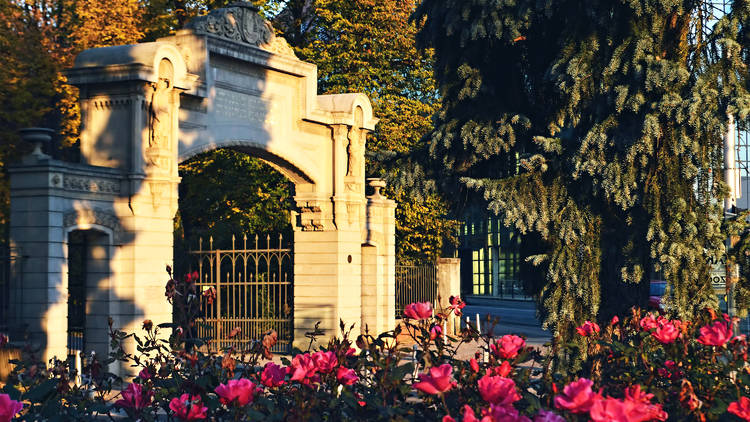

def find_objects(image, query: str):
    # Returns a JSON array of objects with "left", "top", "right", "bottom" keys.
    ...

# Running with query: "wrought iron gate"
[
  {"left": 67, "top": 231, "right": 87, "bottom": 356},
  {"left": 0, "top": 246, "right": 20, "bottom": 334},
  {"left": 188, "top": 234, "right": 293, "bottom": 353},
  {"left": 395, "top": 263, "right": 438, "bottom": 317}
]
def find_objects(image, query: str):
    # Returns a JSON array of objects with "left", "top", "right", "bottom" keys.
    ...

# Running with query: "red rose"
[
  {"left": 490, "top": 335, "right": 526, "bottom": 359},
  {"left": 404, "top": 301, "right": 433, "bottom": 320},
  {"left": 477, "top": 375, "right": 521, "bottom": 407},
  {"left": 729, "top": 397, "right": 750, "bottom": 421},
  {"left": 575, "top": 321, "right": 601, "bottom": 337},
  {"left": 652, "top": 321, "right": 680, "bottom": 344},
  {"left": 697, "top": 320, "right": 733, "bottom": 347},
  {"left": 554, "top": 378, "right": 600, "bottom": 414},
  {"left": 413, "top": 363, "right": 454, "bottom": 395},
  {"left": 261, "top": 362, "right": 286, "bottom": 388},
  {"left": 336, "top": 366, "right": 358, "bottom": 385},
  {"left": 214, "top": 379, "right": 260, "bottom": 407},
  {"left": 169, "top": 394, "right": 207, "bottom": 421}
]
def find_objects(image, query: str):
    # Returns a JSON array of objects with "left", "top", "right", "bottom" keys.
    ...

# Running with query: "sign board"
[{"left": 708, "top": 255, "right": 726, "bottom": 293}]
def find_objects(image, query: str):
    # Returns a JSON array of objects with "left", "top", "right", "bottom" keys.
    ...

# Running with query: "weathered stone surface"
[{"left": 9, "top": 4, "right": 394, "bottom": 369}]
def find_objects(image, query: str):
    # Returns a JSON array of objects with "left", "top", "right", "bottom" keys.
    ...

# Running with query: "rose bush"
[{"left": 1, "top": 269, "right": 749, "bottom": 421}]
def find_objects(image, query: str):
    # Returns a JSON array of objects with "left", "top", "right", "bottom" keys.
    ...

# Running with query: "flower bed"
[{"left": 0, "top": 274, "right": 749, "bottom": 421}]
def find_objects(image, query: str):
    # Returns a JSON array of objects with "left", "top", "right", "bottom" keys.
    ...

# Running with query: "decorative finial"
[{"left": 19, "top": 128, "right": 54, "bottom": 160}]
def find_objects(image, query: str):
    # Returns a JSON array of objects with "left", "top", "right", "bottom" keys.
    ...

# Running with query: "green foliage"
[
  {"left": 414, "top": 0, "right": 750, "bottom": 354},
  {"left": 393, "top": 189, "right": 459, "bottom": 264},
  {"left": 0, "top": 0, "right": 456, "bottom": 264},
  {"left": 0, "top": 0, "right": 144, "bottom": 242},
  {"left": 289, "top": 0, "right": 456, "bottom": 263},
  {"left": 5, "top": 289, "right": 750, "bottom": 421},
  {"left": 176, "top": 149, "right": 292, "bottom": 248}
]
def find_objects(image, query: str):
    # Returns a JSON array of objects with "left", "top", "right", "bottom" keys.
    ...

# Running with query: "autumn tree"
[
  {"left": 414, "top": 0, "right": 750, "bottom": 362},
  {"left": 0, "top": 0, "right": 144, "bottom": 242},
  {"left": 289, "top": 0, "right": 458, "bottom": 263}
]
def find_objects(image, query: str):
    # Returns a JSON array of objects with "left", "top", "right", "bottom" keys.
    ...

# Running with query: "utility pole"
[{"left": 724, "top": 113, "right": 739, "bottom": 321}]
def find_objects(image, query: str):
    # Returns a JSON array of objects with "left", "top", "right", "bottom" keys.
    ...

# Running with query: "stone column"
[
  {"left": 64, "top": 43, "right": 191, "bottom": 373},
  {"left": 436, "top": 258, "right": 461, "bottom": 335},
  {"left": 360, "top": 179, "right": 396, "bottom": 334}
]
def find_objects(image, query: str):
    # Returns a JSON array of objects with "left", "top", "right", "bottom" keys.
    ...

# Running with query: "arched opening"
[
  {"left": 66, "top": 228, "right": 111, "bottom": 361},
  {"left": 174, "top": 147, "right": 296, "bottom": 352}
]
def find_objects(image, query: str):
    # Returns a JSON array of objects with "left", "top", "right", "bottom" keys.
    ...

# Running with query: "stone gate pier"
[{"left": 7, "top": 3, "right": 395, "bottom": 369}]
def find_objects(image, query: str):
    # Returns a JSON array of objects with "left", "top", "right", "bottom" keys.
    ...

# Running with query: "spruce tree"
[{"left": 413, "top": 0, "right": 750, "bottom": 363}]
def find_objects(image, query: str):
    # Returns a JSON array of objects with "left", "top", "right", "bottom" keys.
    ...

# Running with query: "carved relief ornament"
[
  {"left": 295, "top": 200, "right": 325, "bottom": 231},
  {"left": 185, "top": 2, "right": 296, "bottom": 57},
  {"left": 63, "top": 209, "right": 124, "bottom": 244},
  {"left": 63, "top": 175, "right": 121, "bottom": 194}
]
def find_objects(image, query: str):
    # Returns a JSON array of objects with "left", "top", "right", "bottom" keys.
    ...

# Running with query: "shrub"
[{"left": 0, "top": 272, "right": 749, "bottom": 421}]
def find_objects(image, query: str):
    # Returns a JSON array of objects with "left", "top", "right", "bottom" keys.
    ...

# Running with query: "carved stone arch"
[
  {"left": 63, "top": 209, "right": 124, "bottom": 245},
  {"left": 178, "top": 139, "right": 317, "bottom": 186}
]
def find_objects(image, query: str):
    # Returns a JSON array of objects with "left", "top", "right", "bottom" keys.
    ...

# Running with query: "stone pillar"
[
  {"left": 436, "top": 258, "right": 461, "bottom": 335},
  {"left": 360, "top": 179, "right": 396, "bottom": 335},
  {"left": 8, "top": 139, "right": 124, "bottom": 363},
  {"left": 292, "top": 227, "right": 364, "bottom": 349},
  {"left": 8, "top": 141, "right": 67, "bottom": 360},
  {"left": 63, "top": 43, "right": 192, "bottom": 372}
]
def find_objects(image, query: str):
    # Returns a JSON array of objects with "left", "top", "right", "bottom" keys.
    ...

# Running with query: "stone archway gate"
[{"left": 7, "top": 3, "right": 395, "bottom": 368}]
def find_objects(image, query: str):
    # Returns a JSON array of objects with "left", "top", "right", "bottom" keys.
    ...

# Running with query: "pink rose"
[
  {"left": 114, "top": 383, "right": 153, "bottom": 411},
  {"left": 138, "top": 367, "right": 152, "bottom": 380},
  {"left": 0, "top": 393, "right": 24, "bottom": 422},
  {"left": 449, "top": 296, "right": 466, "bottom": 316},
  {"left": 486, "top": 361, "right": 513, "bottom": 378},
  {"left": 261, "top": 362, "right": 286, "bottom": 387},
  {"left": 610, "top": 316, "right": 619, "bottom": 326},
  {"left": 430, "top": 324, "right": 443, "bottom": 340},
  {"left": 697, "top": 320, "right": 733, "bottom": 347},
  {"left": 553, "top": 378, "right": 600, "bottom": 414},
  {"left": 169, "top": 394, "right": 208, "bottom": 421},
  {"left": 484, "top": 404, "right": 531, "bottom": 421},
  {"left": 575, "top": 321, "right": 600, "bottom": 337},
  {"left": 214, "top": 378, "right": 259, "bottom": 407},
  {"left": 490, "top": 335, "right": 526, "bottom": 359},
  {"left": 470, "top": 358, "right": 480, "bottom": 373},
  {"left": 461, "top": 405, "right": 482, "bottom": 422},
  {"left": 588, "top": 386, "right": 667, "bottom": 422},
  {"left": 413, "top": 363, "right": 454, "bottom": 395},
  {"left": 312, "top": 350, "right": 338, "bottom": 373},
  {"left": 623, "top": 385, "right": 667, "bottom": 421},
  {"left": 640, "top": 314, "right": 659, "bottom": 331},
  {"left": 478, "top": 375, "right": 521, "bottom": 407},
  {"left": 729, "top": 397, "right": 750, "bottom": 421},
  {"left": 533, "top": 409, "right": 565, "bottom": 422},
  {"left": 589, "top": 397, "right": 630, "bottom": 422},
  {"left": 651, "top": 321, "right": 680, "bottom": 344},
  {"left": 288, "top": 353, "right": 319, "bottom": 385},
  {"left": 336, "top": 366, "right": 358, "bottom": 385},
  {"left": 404, "top": 301, "right": 433, "bottom": 320}
]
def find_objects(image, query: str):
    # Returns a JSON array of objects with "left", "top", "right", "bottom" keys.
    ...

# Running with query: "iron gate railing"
[
  {"left": 395, "top": 263, "right": 438, "bottom": 317},
  {"left": 0, "top": 247, "right": 20, "bottom": 334},
  {"left": 188, "top": 234, "right": 293, "bottom": 353}
]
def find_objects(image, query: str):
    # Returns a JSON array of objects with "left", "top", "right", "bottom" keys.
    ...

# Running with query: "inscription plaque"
[{"left": 213, "top": 88, "right": 281, "bottom": 127}]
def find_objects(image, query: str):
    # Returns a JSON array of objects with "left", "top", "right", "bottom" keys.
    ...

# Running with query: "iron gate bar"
[
  {"left": 395, "top": 263, "right": 438, "bottom": 318},
  {"left": 0, "top": 247, "right": 20, "bottom": 334},
  {"left": 189, "top": 234, "right": 292, "bottom": 353}
]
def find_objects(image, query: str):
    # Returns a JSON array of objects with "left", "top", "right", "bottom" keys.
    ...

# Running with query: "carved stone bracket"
[
  {"left": 295, "top": 200, "right": 325, "bottom": 231},
  {"left": 185, "top": 2, "right": 296, "bottom": 57},
  {"left": 148, "top": 181, "right": 173, "bottom": 210},
  {"left": 63, "top": 208, "right": 124, "bottom": 244}
]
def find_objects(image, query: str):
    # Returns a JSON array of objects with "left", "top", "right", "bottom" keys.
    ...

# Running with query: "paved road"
[{"left": 462, "top": 301, "right": 550, "bottom": 348}]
